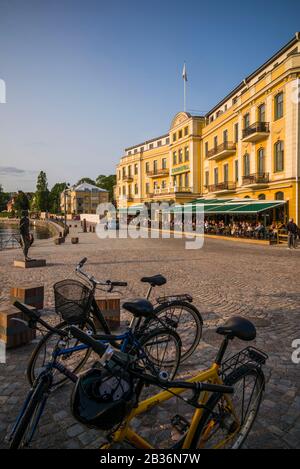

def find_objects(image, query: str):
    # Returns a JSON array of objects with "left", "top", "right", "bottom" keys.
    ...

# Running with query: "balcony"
[
  {"left": 123, "top": 175, "right": 133, "bottom": 182},
  {"left": 146, "top": 168, "right": 169, "bottom": 178},
  {"left": 207, "top": 182, "right": 237, "bottom": 193},
  {"left": 126, "top": 196, "right": 134, "bottom": 202},
  {"left": 207, "top": 142, "right": 236, "bottom": 161},
  {"left": 146, "top": 187, "right": 192, "bottom": 199},
  {"left": 242, "top": 172, "right": 269, "bottom": 188},
  {"left": 242, "top": 122, "right": 270, "bottom": 142}
]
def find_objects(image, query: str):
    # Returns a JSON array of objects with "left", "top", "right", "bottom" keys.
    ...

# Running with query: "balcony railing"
[
  {"left": 147, "top": 187, "right": 192, "bottom": 197},
  {"left": 206, "top": 141, "right": 236, "bottom": 159},
  {"left": 242, "top": 122, "right": 270, "bottom": 140},
  {"left": 146, "top": 168, "right": 169, "bottom": 177},
  {"left": 123, "top": 175, "right": 133, "bottom": 182},
  {"left": 208, "top": 182, "right": 237, "bottom": 192},
  {"left": 242, "top": 173, "right": 269, "bottom": 185}
]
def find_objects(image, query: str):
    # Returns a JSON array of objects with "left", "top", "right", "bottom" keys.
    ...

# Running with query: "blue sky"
[{"left": 0, "top": 0, "right": 299, "bottom": 191}]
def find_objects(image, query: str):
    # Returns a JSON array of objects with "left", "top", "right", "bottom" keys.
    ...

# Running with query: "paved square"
[{"left": 0, "top": 227, "right": 300, "bottom": 448}]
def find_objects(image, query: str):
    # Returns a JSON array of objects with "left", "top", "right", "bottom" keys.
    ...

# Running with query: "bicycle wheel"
[
  {"left": 149, "top": 301, "right": 203, "bottom": 362},
  {"left": 9, "top": 376, "right": 51, "bottom": 449},
  {"left": 27, "top": 318, "right": 96, "bottom": 388},
  {"left": 138, "top": 327, "right": 181, "bottom": 380},
  {"left": 190, "top": 364, "right": 265, "bottom": 449}
]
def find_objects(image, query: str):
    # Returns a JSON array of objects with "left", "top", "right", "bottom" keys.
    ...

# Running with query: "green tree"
[
  {"left": 95, "top": 174, "right": 116, "bottom": 200},
  {"left": 14, "top": 191, "right": 30, "bottom": 215},
  {"left": 49, "top": 182, "right": 67, "bottom": 214},
  {"left": 76, "top": 177, "right": 96, "bottom": 186},
  {"left": 35, "top": 171, "right": 50, "bottom": 211},
  {"left": 0, "top": 184, "right": 10, "bottom": 211}
]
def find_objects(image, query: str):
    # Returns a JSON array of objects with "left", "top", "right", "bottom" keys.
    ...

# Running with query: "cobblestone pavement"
[{"left": 0, "top": 224, "right": 300, "bottom": 449}]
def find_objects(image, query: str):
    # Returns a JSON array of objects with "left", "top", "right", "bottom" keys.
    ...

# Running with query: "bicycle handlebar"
[
  {"left": 75, "top": 258, "right": 127, "bottom": 290},
  {"left": 68, "top": 325, "right": 234, "bottom": 395}
]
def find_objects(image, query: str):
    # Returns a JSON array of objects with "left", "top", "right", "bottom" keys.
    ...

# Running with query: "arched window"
[
  {"left": 274, "top": 141, "right": 284, "bottom": 172},
  {"left": 257, "top": 148, "right": 265, "bottom": 175},
  {"left": 258, "top": 194, "right": 266, "bottom": 200},
  {"left": 243, "top": 153, "right": 250, "bottom": 177},
  {"left": 244, "top": 195, "right": 250, "bottom": 199},
  {"left": 275, "top": 191, "right": 284, "bottom": 200}
]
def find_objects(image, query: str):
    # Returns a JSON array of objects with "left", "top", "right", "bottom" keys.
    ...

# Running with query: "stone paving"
[{"left": 0, "top": 223, "right": 300, "bottom": 448}]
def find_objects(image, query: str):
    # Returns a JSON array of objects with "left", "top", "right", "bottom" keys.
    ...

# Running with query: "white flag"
[{"left": 182, "top": 63, "right": 187, "bottom": 82}]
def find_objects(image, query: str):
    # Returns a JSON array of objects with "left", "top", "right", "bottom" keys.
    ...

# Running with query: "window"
[
  {"left": 274, "top": 140, "right": 284, "bottom": 172},
  {"left": 275, "top": 191, "right": 284, "bottom": 200},
  {"left": 118, "top": 171, "right": 121, "bottom": 180},
  {"left": 128, "top": 165, "right": 132, "bottom": 177},
  {"left": 178, "top": 149, "right": 183, "bottom": 163},
  {"left": 179, "top": 174, "right": 183, "bottom": 187},
  {"left": 149, "top": 143, "right": 153, "bottom": 149},
  {"left": 134, "top": 164, "right": 138, "bottom": 175},
  {"left": 184, "top": 126, "right": 189, "bottom": 136},
  {"left": 258, "top": 103, "right": 266, "bottom": 122},
  {"left": 162, "top": 158, "right": 167, "bottom": 169},
  {"left": 214, "top": 168, "right": 219, "bottom": 185},
  {"left": 258, "top": 194, "right": 266, "bottom": 200},
  {"left": 145, "top": 162, "right": 150, "bottom": 173},
  {"left": 140, "top": 146, "right": 144, "bottom": 152},
  {"left": 157, "top": 140, "right": 162, "bottom": 147},
  {"left": 224, "top": 164, "right": 229, "bottom": 182},
  {"left": 145, "top": 183, "right": 150, "bottom": 194},
  {"left": 166, "top": 137, "right": 170, "bottom": 145},
  {"left": 205, "top": 142, "right": 209, "bottom": 157},
  {"left": 205, "top": 171, "right": 209, "bottom": 187},
  {"left": 257, "top": 148, "right": 265, "bottom": 174},
  {"left": 134, "top": 184, "right": 138, "bottom": 195},
  {"left": 234, "top": 123, "right": 239, "bottom": 143},
  {"left": 162, "top": 180, "right": 166, "bottom": 189},
  {"left": 122, "top": 167, "right": 126, "bottom": 178},
  {"left": 223, "top": 129, "right": 228, "bottom": 143},
  {"left": 235, "top": 160, "right": 239, "bottom": 182},
  {"left": 128, "top": 184, "right": 132, "bottom": 195},
  {"left": 243, "top": 113, "right": 250, "bottom": 129},
  {"left": 173, "top": 133, "right": 177, "bottom": 142},
  {"left": 128, "top": 151, "right": 132, "bottom": 156},
  {"left": 178, "top": 130, "right": 182, "bottom": 139},
  {"left": 184, "top": 146, "right": 189, "bottom": 161},
  {"left": 153, "top": 160, "right": 158, "bottom": 173},
  {"left": 185, "top": 173, "right": 189, "bottom": 188},
  {"left": 214, "top": 136, "right": 218, "bottom": 149},
  {"left": 243, "top": 153, "right": 250, "bottom": 177},
  {"left": 122, "top": 186, "right": 126, "bottom": 196},
  {"left": 224, "top": 104, "right": 227, "bottom": 111},
  {"left": 274, "top": 92, "right": 283, "bottom": 120},
  {"left": 173, "top": 151, "right": 177, "bottom": 165},
  {"left": 134, "top": 149, "right": 137, "bottom": 154}
]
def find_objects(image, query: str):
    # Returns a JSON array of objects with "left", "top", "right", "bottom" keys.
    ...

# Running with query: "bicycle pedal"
[{"left": 171, "top": 414, "right": 190, "bottom": 434}]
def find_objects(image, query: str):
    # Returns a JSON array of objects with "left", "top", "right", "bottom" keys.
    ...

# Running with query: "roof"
[
  {"left": 205, "top": 32, "right": 300, "bottom": 117},
  {"left": 73, "top": 183, "right": 108, "bottom": 192}
]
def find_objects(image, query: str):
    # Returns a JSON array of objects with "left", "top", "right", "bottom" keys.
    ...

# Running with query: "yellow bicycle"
[{"left": 70, "top": 316, "right": 267, "bottom": 450}]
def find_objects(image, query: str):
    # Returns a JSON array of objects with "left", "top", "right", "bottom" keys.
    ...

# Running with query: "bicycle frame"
[{"left": 102, "top": 361, "right": 237, "bottom": 450}]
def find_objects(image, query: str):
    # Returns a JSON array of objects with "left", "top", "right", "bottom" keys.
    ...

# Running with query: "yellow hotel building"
[{"left": 116, "top": 33, "right": 300, "bottom": 224}]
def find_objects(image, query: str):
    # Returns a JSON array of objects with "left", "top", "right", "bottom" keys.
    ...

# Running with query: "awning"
[{"left": 168, "top": 198, "right": 286, "bottom": 215}]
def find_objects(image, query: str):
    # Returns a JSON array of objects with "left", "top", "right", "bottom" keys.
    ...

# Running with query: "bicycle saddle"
[
  {"left": 216, "top": 316, "right": 256, "bottom": 341},
  {"left": 140, "top": 274, "right": 167, "bottom": 287},
  {"left": 122, "top": 299, "right": 154, "bottom": 318}
]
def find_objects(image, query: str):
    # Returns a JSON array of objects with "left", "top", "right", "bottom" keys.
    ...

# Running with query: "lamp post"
[{"left": 63, "top": 183, "right": 70, "bottom": 236}]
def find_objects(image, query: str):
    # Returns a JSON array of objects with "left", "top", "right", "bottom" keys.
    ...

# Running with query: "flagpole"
[{"left": 184, "top": 76, "right": 186, "bottom": 112}]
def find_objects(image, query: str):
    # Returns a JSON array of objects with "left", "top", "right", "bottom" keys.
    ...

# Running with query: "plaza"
[{"left": 0, "top": 226, "right": 300, "bottom": 448}]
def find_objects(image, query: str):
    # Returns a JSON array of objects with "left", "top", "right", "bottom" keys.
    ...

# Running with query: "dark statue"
[{"left": 19, "top": 210, "right": 34, "bottom": 260}]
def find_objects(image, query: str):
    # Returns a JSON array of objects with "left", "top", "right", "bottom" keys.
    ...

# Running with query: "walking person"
[{"left": 287, "top": 218, "right": 298, "bottom": 249}]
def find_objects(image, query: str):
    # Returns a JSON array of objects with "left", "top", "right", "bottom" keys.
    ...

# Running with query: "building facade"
[
  {"left": 60, "top": 183, "right": 109, "bottom": 215},
  {"left": 116, "top": 33, "right": 300, "bottom": 224}
]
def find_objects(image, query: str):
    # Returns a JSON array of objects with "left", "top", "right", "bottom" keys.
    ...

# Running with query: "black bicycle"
[
  {"left": 27, "top": 258, "right": 202, "bottom": 386},
  {"left": 8, "top": 301, "right": 181, "bottom": 449}
]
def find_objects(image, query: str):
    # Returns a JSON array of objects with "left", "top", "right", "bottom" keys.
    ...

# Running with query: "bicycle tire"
[
  {"left": 27, "top": 318, "right": 96, "bottom": 387},
  {"left": 146, "top": 300, "right": 203, "bottom": 362},
  {"left": 138, "top": 327, "right": 181, "bottom": 380},
  {"left": 9, "top": 377, "right": 51, "bottom": 449},
  {"left": 190, "top": 364, "right": 265, "bottom": 449}
]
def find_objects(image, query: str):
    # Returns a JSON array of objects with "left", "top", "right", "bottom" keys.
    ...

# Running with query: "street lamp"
[{"left": 63, "top": 183, "right": 70, "bottom": 235}]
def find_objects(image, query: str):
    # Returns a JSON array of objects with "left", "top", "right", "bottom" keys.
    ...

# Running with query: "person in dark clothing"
[
  {"left": 19, "top": 210, "right": 31, "bottom": 260},
  {"left": 287, "top": 218, "right": 298, "bottom": 249}
]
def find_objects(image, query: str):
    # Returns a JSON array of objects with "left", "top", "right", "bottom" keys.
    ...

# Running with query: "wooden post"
[{"left": 94, "top": 295, "right": 120, "bottom": 330}]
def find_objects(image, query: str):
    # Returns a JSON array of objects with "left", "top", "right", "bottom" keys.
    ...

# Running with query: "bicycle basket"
[{"left": 54, "top": 279, "right": 92, "bottom": 324}]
